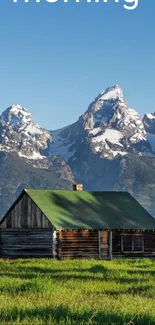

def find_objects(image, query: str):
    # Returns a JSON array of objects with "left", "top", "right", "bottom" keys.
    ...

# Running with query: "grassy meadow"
[{"left": 0, "top": 258, "right": 155, "bottom": 325}]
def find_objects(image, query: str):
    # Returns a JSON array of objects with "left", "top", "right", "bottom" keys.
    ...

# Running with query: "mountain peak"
[
  {"left": 86, "top": 85, "right": 126, "bottom": 120},
  {"left": 0, "top": 104, "right": 32, "bottom": 129},
  {"left": 145, "top": 112, "right": 155, "bottom": 120},
  {"left": 0, "top": 104, "right": 52, "bottom": 161},
  {"left": 9, "top": 104, "right": 29, "bottom": 113},
  {"left": 100, "top": 85, "right": 123, "bottom": 101},
  {"left": 143, "top": 112, "right": 155, "bottom": 135}
]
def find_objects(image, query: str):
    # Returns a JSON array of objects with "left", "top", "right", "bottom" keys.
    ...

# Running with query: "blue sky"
[{"left": 0, "top": 0, "right": 154, "bottom": 129}]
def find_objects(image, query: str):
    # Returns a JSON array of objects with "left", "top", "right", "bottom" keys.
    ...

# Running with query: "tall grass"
[{"left": 0, "top": 258, "right": 155, "bottom": 324}]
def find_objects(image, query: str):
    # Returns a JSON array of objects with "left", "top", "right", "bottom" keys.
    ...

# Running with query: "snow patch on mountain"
[
  {"left": 146, "top": 113, "right": 155, "bottom": 120},
  {"left": 89, "top": 128, "right": 127, "bottom": 157},
  {"left": 89, "top": 127, "right": 102, "bottom": 136},
  {"left": 100, "top": 85, "right": 123, "bottom": 100},
  {"left": 91, "top": 129, "right": 123, "bottom": 145},
  {"left": 49, "top": 126, "right": 76, "bottom": 161},
  {"left": 116, "top": 108, "right": 146, "bottom": 141},
  {"left": 130, "top": 133, "right": 146, "bottom": 144},
  {"left": 18, "top": 151, "right": 46, "bottom": 160}
]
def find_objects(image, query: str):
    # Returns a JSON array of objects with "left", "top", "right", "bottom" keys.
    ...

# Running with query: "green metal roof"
[{"left": 25, "top": 189, "right": 155, "bottom": 230}]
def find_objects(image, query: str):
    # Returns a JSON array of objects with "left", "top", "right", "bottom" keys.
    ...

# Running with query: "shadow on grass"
[
  {"left": 126, "top": 269, "right": 155, "bottom": 276},
  {"left": 0, "top": 305, "right": 154, "bottom": 325},
  {"left": 12, "top": 263, "right": 155, "bottom": 275},
  {"left": 0, "top": 264, "right": 110, "bottom": 278},
  {"left": 0, "top": 272, "right": 139, "bottom": 285},
  {"left": 0, "top": 280, "right": 40, "bottom": 294},
  {"left": 0, "top": 271, "right": 36, "bottom": 280},
  {"left": 89, "top": 285, "right": 154, "bottom": 297},
  {"left": 1, "top": 263, "right": 154, "bottom": 285}
]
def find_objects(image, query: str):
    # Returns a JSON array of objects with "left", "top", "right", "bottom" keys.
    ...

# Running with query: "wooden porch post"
[
  {"left": 109, "top": 231, "right": 113, "bottom": 260},
  {"left": 98, "top": 230, "right": 101, "bottom": 259},
  {"left": 53, "top": 230, "right": 57, "bottom": 258}
]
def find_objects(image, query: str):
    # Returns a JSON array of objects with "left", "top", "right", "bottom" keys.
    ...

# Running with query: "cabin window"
[
  {"left": 121, "top": 235, "right": 144, "bottom": 252},
  {"left": 122, "top": 235, "right": 132, "bottom": 252}
]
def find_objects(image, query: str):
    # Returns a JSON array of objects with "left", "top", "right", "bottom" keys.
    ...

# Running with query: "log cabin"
[{"left": 0, "top": 184, "right": 155, "bottom": 259}]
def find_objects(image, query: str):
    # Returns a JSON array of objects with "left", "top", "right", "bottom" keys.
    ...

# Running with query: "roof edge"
[
  {"left": 0, "top": 189, "right": 26, "bottom": 226},
  {"left": 126, "top": 192, "right": 155, "bottom": 220}
]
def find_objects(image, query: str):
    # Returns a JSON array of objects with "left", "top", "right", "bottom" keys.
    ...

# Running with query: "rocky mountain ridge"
[{"left": 1, "top": 84, "right": 155, "bottom": 218}]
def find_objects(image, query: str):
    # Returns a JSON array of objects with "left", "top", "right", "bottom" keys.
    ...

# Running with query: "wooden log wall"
[
  {"left": 144, "top": 233, "right": 155, "bottom": 253},
  {"left": 0, "top": 192, "right": 52, "bottom": 229},
  {"left": 112, "top": 231, "right": 155, "bottom": 257},
  {"left": 58, "top": 230, "right": 99, "bottom": 259},
  {"left": 100, "top": 231, "right": 109, "bottom": 258},
  {"left": 0, "top": 229, "right": 53, "bottom": 258},
  {"left": 57, "top": 230, "right": 109, "bottom": 259}
]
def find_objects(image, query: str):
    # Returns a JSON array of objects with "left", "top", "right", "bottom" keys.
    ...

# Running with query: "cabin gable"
[
  {"left": 0, "top": 191, "right": 55, "bottom": 258},
  {"left": 0, "top": 191, "right": 53, "bottom": 229}
]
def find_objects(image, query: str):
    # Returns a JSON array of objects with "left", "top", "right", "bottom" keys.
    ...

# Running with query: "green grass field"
[{"left": 0, "top": 258, "right": 155, "bottom": 325}]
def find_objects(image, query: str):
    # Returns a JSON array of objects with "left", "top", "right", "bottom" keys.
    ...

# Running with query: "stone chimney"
[{"left": 73, "top": 184, "right": 83, "bottom": 191}]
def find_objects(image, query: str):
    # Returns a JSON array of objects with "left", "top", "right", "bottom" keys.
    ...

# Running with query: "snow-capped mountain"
[
  {"left": 49, "top": 85, "right": 153, "bottom": 162},
  {"left": 0, "top": 105, "right": 51, "bottom": 161},
  {"left": 81, "top": 85, "right": 149, "bottom": 158},
  {"left": 1, "top": 86, "right": 155, "bottom": 164},
  {"left": 1, "top": 84, "right": 155, "bottom": 218}
]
